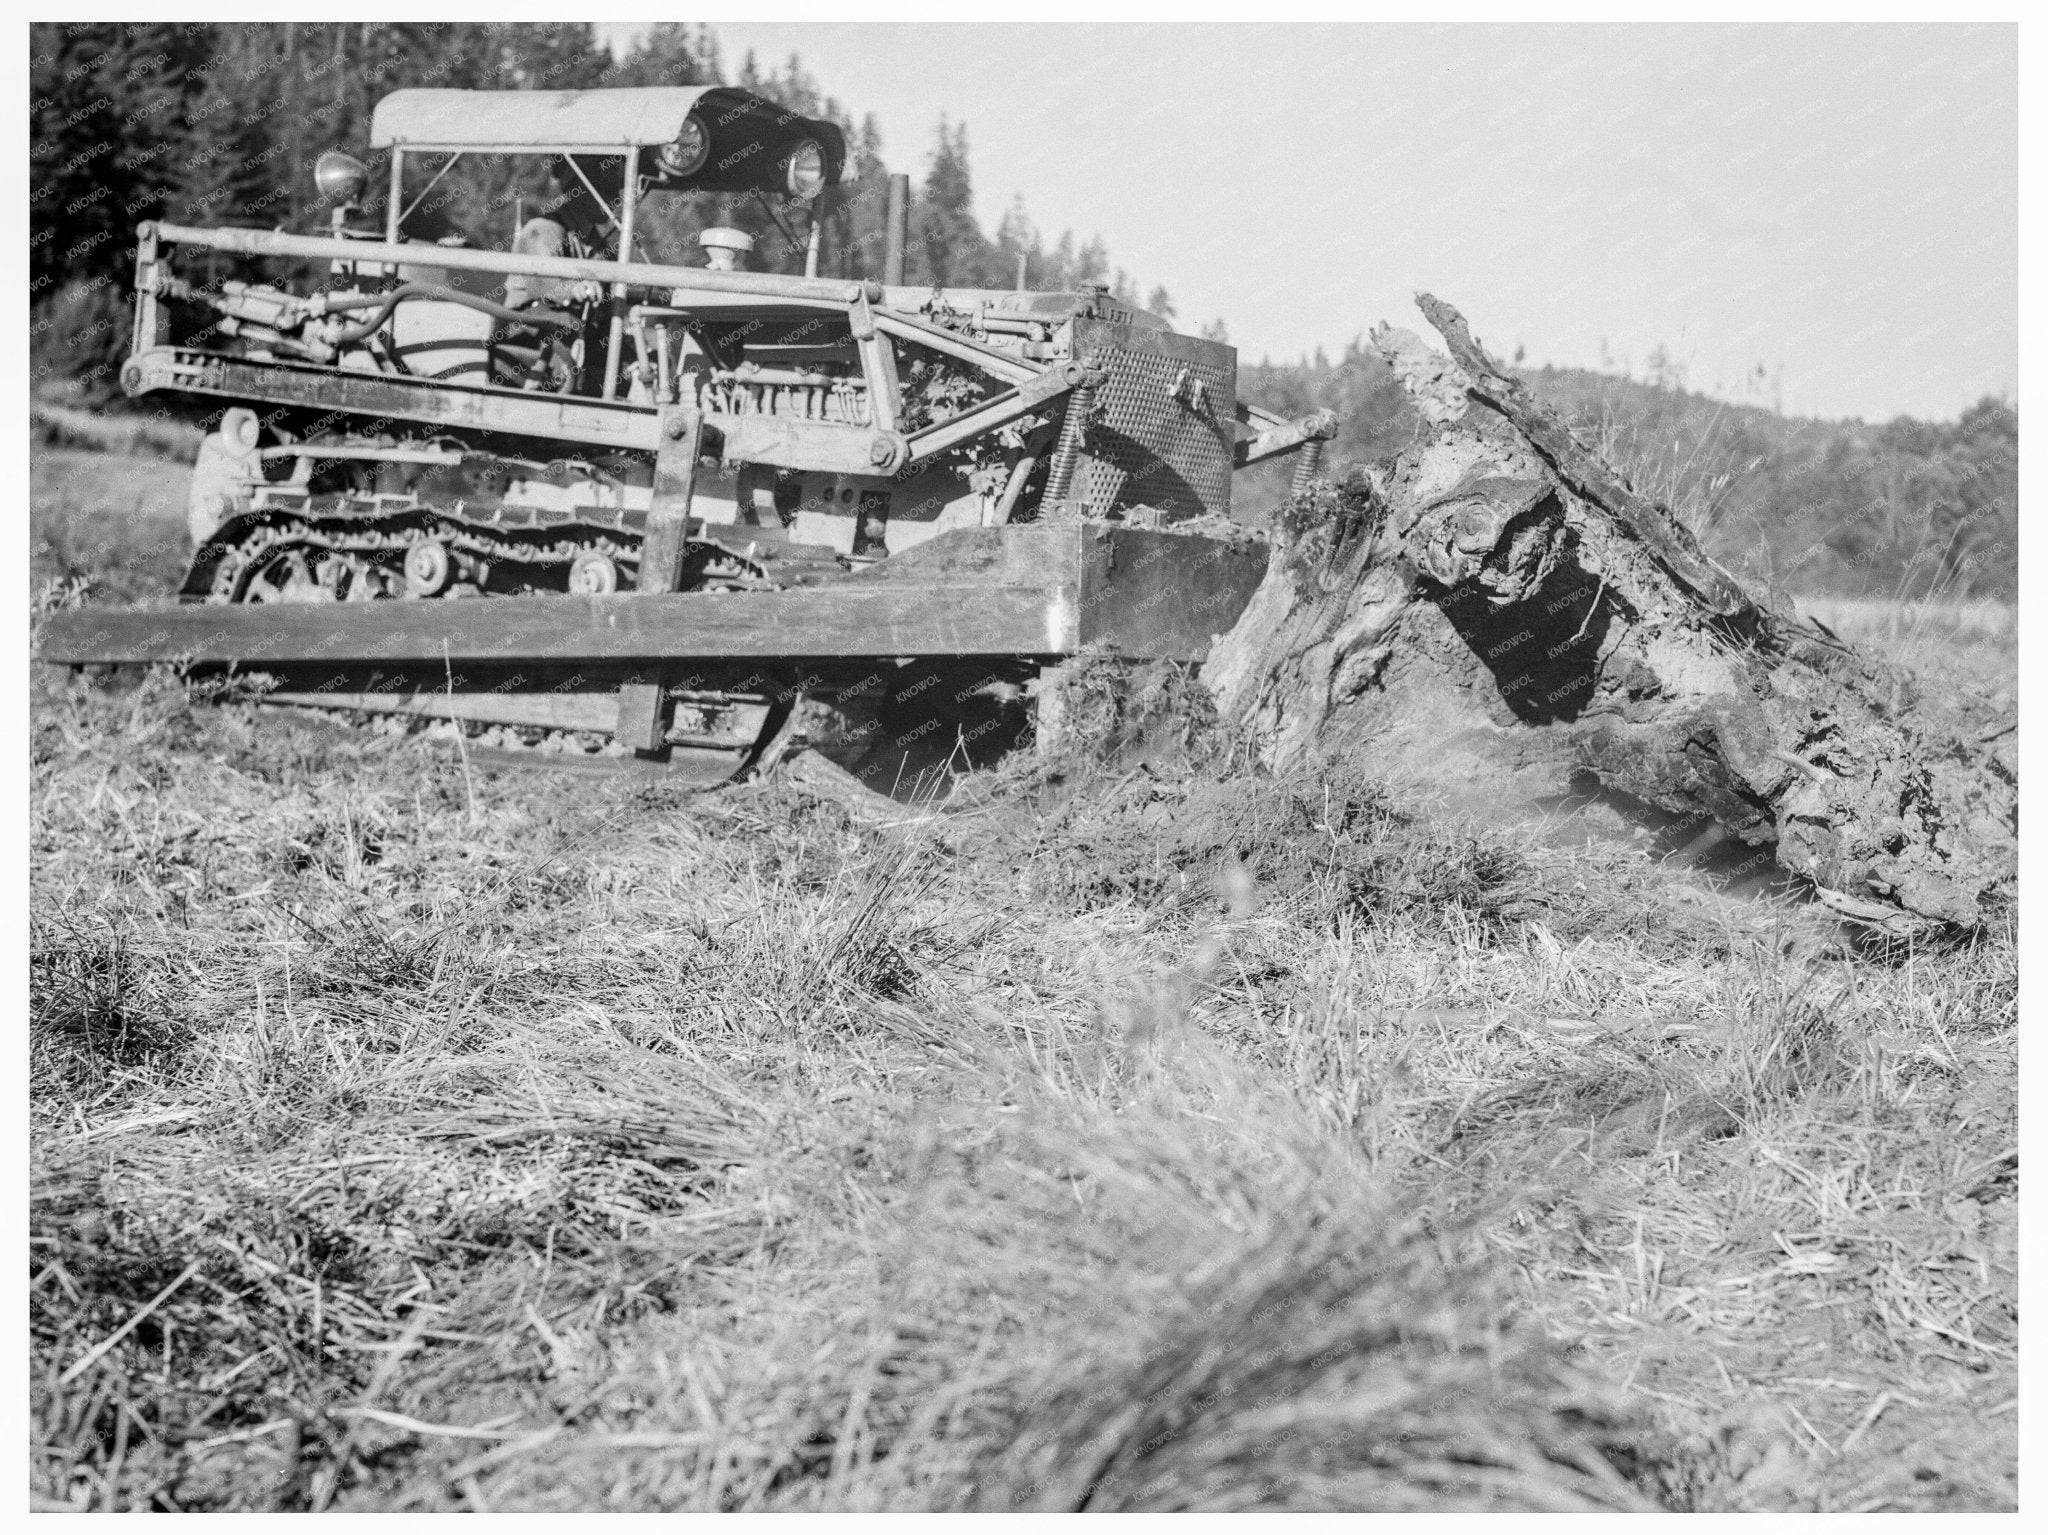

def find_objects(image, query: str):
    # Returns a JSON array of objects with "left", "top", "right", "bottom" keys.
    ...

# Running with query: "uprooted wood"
[{"left": 1204, "top": 295, "right": 2015, "bottom": 938}]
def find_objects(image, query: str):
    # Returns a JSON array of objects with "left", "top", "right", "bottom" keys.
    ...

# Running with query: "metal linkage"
[
  {"left": 1235, "top": 408, "right": 1339, "bottom": 471},
  {"left": 900, "top": 360, "right": 1101, "bottom": 467}
]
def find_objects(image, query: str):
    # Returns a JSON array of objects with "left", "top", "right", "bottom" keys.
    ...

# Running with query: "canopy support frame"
[{"left": 399, "top": 152, "right": 465, "bottom": 232}]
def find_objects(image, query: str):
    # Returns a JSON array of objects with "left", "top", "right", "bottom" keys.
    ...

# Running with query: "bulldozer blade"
[{"left": 35, "top": 526, "right": 1271, "bottom": 671}]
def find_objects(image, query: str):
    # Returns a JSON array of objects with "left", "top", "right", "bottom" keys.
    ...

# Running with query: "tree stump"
[{"left": 1204, "top": 296, "right": 2015, "bottom": 938}]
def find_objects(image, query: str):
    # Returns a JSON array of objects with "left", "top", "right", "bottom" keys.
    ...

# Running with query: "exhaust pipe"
[{"left": 883, "top": 173, "right": 909, "bottom": 287}]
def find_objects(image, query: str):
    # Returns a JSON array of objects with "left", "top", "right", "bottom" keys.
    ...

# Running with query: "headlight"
[
  {"left": 314, "top": 150, "right": 369, "bottom": 204},
  {"left": 657, "top": 114, "right": 709, "bottom": 178},
  {"left": 784, "top": 139, "right": 825, "bottom": 200}
]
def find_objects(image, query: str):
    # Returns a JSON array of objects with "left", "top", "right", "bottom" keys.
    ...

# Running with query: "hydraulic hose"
[{"left": 323, "top": 283, "right": 580, "bottom": 347}]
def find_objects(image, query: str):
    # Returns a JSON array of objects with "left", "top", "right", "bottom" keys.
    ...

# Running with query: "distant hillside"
[{"left": 1240, "top": 344, "right": 2017, "bottom": 602}]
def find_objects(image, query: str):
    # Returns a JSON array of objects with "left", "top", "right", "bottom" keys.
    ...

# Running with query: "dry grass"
[
  {"left": 32, "top": 399, "right": 205, "bottom": 466},
  {"left": 31, "top": 448, "right": 193, "bottom": 608},
  {"left": 1798, "top": 595, "right": 2016, "bottom": 648},
  {"left": 27, "top": 451, "right": 2018, "bottom": 1511},
  {"left": 1580, "top": 396, "right": 1763, "bottom": 547},
  {"left": 1798, "top": 595, "right": 2017, "bottom": 705}
]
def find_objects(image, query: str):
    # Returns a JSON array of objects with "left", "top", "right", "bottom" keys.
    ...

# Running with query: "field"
[{"left": 30, "top": 450, "right": 2018, "bottom": 1511}]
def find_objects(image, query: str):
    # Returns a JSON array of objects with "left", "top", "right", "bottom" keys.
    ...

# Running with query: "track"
[
  {"left": 187, "top": 496, "right": 799, "bottom": 604},
  {"left": 180, "top": 493, "right": 854, "bottom": 784}
]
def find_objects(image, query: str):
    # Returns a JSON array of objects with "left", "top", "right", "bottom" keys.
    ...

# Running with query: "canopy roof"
[{"left": 371, "top": 86, "right": 846, "bottom": 193}]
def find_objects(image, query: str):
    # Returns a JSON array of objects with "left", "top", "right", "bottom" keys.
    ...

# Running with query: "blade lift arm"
[{"left": 1233, "top": 406, "right": 1338, "bottom": 469}]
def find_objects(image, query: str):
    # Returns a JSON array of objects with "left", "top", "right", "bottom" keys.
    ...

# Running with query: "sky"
[{"left": 599, "top": 23, "right": 2015, "bottom": 423}]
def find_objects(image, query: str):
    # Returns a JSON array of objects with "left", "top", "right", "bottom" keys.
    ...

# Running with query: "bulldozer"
[{"left": 37, "top": 84, "right": 1336, "bottom": 783}]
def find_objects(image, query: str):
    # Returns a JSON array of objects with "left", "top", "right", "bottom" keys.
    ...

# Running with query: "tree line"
[{"left": 1238, "top": 343, "right": 2017, "bottom": 601}]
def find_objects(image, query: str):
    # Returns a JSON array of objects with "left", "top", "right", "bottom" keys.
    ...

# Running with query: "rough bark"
[{"left": 1204, "top": 296, "right": 2015, "bottom": 938}]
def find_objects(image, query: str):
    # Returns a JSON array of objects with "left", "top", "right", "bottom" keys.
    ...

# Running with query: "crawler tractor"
[{"left": 39, "top": 85, "right": 1335, "bottom": 781}]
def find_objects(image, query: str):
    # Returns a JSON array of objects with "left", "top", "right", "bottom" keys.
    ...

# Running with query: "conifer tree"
[{"left": 911, "top": 117, "right": 985, "bottom": 287}]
